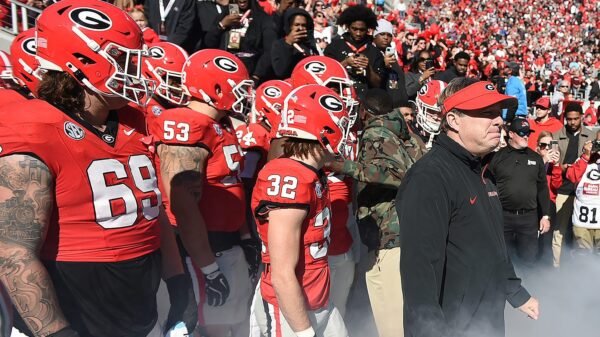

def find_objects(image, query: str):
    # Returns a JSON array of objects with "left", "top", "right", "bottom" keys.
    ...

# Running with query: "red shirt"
[
  {"left": 142, "top": 27, "right": 161, "bottom": 44},
  {"left": 527, "top": 117, "right": 563, "bottom": 150},
  {"left": 0, "top": 88, "right": 27, "bottom": 106},
  {"left": 326, "top": 173, "right": 353, "bottom": 255},
  {"left": 148, "top": 108, "right": 246, "bottom": 231},
  {"left": 252, "top": 158, "right": 331, "bottom": 310},
  {"left": 0, "top": 100, "right": 161, "bottom": 262}
]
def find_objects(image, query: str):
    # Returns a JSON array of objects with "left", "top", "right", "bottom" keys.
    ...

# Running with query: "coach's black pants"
[{"left": 503, "top": 210, "right": 539, "bottom": 269}]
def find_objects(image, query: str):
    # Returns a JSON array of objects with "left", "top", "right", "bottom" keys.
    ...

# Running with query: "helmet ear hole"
[
  {"left": 215, "top": 84, "right": 223, "bottom": 98},
  {"left": 74, "top": 53, "right": 96, "bottom": 65}
]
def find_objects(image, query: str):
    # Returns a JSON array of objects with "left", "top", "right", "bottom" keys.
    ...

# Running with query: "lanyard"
[
  {"left": 344, "top": 41, "right": 367, "bottom": 54},
  {"left": 158, "top": 0, "right": 176, "bottom": 22}
]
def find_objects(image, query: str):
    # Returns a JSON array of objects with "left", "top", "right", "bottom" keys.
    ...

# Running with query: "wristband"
[
  {"left": 200, "top": 262, "right": 219, "bottom": 275},
  {"left": 295, "top": 327, "right": 315, "bottom": 337}
]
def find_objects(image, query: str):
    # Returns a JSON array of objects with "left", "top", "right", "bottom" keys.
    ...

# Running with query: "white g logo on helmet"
[
  {"left": 304, "top": 61, "right": 326, "bottom": 74},
  {"left": 418, "top": 85, "right": 428, "bottom": 96},
  {"left": 22, "top": 38, "right": 36, "bottom": 56},
  {"left": 69, "top": 8, "right": 112, "bottom": 31},
  {"left": 214, "top": 57, "right": 238, "bottom": 73},
  {"left": 485, "top": 83, "right": 495, "bottom": 91},
  {"left": 319, "top": 95, "right": 344, "bottom": 112},
  {"left": 148, "top": 47, "right": 165, "bottom": 59},
  {"left": 264, "top": 86, "right": 282, "bottom": 98}
]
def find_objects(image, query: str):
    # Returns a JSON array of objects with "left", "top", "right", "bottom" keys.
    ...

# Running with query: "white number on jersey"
[
  {"left": 163, "top": 120, "right": 190, "bottom": 142},
  {"left": 87, "top": 155, "right": 162, "bottom": 229},
  {"left": 310, "top": 207, "right": 331, "bottom": 259},
  {"left": 221, "top": 144, "right": 244, "bottom": 185},
  {"left": 266, "top": 175, "right": 298, "bottom": 199}
]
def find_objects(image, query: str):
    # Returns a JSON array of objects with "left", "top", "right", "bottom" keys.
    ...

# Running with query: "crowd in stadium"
[{"left": 0, "top": 0, "right": 599, "bottom": 337}]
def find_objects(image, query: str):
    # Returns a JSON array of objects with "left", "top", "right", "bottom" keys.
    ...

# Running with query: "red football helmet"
[
  {"left": 182, "top": 49, "right": 254, "bottom": 114},
  {"left": 35, "top": 0, "right": 155, "bottom": 106},
  {"left": 416, "top": 80, "right": 447, "bottom": 135},
  {"left": 0, "top": 51, "right": 15, "bottom": 88},
  {"left": 251, "top": 80, "right": 293, "bottom": 128},
  {"left": 9, "top": 28, "right": 42, "bottom": 94},
  {"left": 142, "top": 42, "right": 189, "bottom": 105},
  {"left": 279, "top": 84, "right": 350, "bottom": 156},
  {"left": 290, "top": 56, "right": 358, "bottom": 124}
]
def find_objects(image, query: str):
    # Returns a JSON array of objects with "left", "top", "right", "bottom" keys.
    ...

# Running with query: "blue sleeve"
[{"left": 505, "top": 78, "right": 528, "bottom": 117}]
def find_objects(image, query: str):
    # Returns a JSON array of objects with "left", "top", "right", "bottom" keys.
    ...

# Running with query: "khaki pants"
[
  {"left": 573, "top": 227, "right": 600, "bottom": 253},
  {"left": 365, "top": 247, "right": 403, "bottom": 337},
  {"left": 552, "top": 194, "right": 575, "bottom": 267}
]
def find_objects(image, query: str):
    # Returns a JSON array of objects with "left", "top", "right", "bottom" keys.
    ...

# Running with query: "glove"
[
  {"left": 164, "top": 274, "right": 198, "bottom": 335},
  {"left": 202, "top": 263, "right": 230, "bottom": 307},
  {"left": 48, "top": 327, "right": 80, "bottom": 337},
  {"left": 240, "top": 238, "right": 261, "bottom": 283}
]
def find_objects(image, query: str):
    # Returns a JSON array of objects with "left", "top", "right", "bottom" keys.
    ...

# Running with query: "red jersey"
[
  {"left": 235, "top": 121, "right": 271, "bottom": 179},
  {"left": 148, "top": 107, "right": 246, "bottom": 232},
  {"left": 0, "top": 100, "right": 161, "bottom": 262},
  {"left": 0, "top": 88, "right": 27, "bottom": 106},
  {"left": 326, "top": 173, "right": 353, "bottom": 255},
  {"left": 252, "top": 158, "right": 331, "bottom": 310}
]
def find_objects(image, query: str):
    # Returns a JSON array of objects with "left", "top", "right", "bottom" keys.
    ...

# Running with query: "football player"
[
  {"left": 140, "top": 41, "right": 189, "bottom": 121},
  {"left": 290, "top": 56, "right": 359, "bottom": 316},
  {"left": 0, "top": 29, "right": 41, "bottom": 105},
  {"left": 415, "top": 80, "right": 447, "bottom": 148},
  {"left": 250, "top": 84, "right": 351, "bottom": 337},
  {"left": 148, "top": 49, "right": 255, "bottom": 337},
  {"left": 0, "top": 1, "right": 189, "bottom": 336}
]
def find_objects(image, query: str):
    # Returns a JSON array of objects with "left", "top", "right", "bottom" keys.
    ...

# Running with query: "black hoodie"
[{"left": 268, "top": 8, "right": 318, "bottom": 79}]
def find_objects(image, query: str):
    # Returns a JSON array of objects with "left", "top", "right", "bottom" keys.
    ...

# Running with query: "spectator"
[
  {"left": 313, "top": 11, "right": 332, "bottom": 49},
  {"left": 527, "top": 96, "right": 563, "bottom": 150},
  {"left": 565, "top": 140, "right": 600, "bottom": 255},
  {"left": 401, "top": 32, "right": 416, "bottom": 65},
  {"left": 203, "top": 0, "right": 277, "bottom": 76},
  {"left": 552, "top": 102, "right": 594, "bottom": 268},
  {"left": 270, "top": 8, "right": 317, "bottom": 79},
  {"left": 589, "top": 74, "right": 600, "bottom": 101},
  {"left": 397, "top": 103, "right": 428, "bottom": 159},
  {"left": 550, "top": 80, "right": 570, "bottom": 116},
  {"left": 434, "top": 51, "right": 469, "bottom": 83},
  {"left": 144, "top": 0, "right": 197, "bottom": 53},
  {"left": 324, "top": 5, "right": 384, "bottom": 98},
  {"left": 536, "top": 131, "right": 563, "bottom": 205},
  {"left": 128, "top": 7, "right": 160, "bottom": 45},
  {"left": 504, "top": 62, "right": 527, "bottom": 119},
  {"left": 570, "top": 77, "right": 587, "bottom": 100},
  {"left": 372, "top": 19, "right": 408, "bottom": 108},
  {"left": 489, "top": 117, "right": 551, "bottom": 269},
  {"left": 404, "top": 50, "right": 435, "bottom": 100},
  {"left": 397, "top": 79, "right": 538, "bottom": 337},
  {"left": 326, "top": 89, "right": 414, "bottom": 337}
]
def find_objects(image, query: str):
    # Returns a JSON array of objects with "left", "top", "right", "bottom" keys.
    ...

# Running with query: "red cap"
[
  {"left": 534, "top": 96, "right": 551, "bottom": 109},
  {"left": 442, "top": 81, "right": 517, "bottom": 115}
]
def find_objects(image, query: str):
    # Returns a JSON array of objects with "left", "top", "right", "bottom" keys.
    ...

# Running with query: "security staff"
[{"left": 488, "top": 117, "right": 551, "bottom": 269}]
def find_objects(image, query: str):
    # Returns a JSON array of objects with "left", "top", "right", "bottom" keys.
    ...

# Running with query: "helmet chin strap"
[{"left": 426, "top": 133, "right": 435, "bottom": 149}]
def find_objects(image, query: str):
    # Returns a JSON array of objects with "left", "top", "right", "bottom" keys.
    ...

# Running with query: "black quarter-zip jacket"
[{"left": 397, "top": 134, "right": 531, "bottom": 337}]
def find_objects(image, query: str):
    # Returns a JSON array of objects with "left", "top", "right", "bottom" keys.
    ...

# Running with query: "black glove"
[
  {"left": 164, "top": 274, "right": 198, "bottom": 335},
  {"left": 241, "top": 238, "right": 261, "bottom": 282},
  {"left": 204, "top": 268, "right": 230, "bottom": 306},
  {"left": 48, "top": 327, "right": 80, "bottom": 337}
]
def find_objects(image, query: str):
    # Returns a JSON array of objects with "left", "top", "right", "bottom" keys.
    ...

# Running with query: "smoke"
[{"left": 505, "top": 255, "right": 600, "bottom": 336}]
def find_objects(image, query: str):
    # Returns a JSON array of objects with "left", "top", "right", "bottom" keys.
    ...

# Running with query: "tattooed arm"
[
  {"left": 0, "top": 154, "right": 69, "bottom": 337},
  {"left": 158, "top": 144, "right": 215, "bottom": 268}
]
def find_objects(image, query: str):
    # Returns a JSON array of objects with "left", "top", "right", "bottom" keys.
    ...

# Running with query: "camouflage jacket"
[
  {"left": 341, "top": 110, "right": 414, "bottom": 250},
  {"left": 404, "top": 131, "right": 428, "bottom": 161}
]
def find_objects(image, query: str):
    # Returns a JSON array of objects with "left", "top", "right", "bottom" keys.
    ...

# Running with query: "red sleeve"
[
  {"left": 566, "top": 156, "right": 589, "bottom": 184},
  {"left": 147, "top": 107, "right": 215, "bottom": 150},
  {"left": 550, "top": 164, "right": 563, "bottom": 192},
  {"left": 143, "top": 28, "right": 161, "bottom": 44}
]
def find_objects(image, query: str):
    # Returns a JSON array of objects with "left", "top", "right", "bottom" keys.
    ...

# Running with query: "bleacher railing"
[{"left": 0, "top": 0, "right": 42, "bottom": 35}]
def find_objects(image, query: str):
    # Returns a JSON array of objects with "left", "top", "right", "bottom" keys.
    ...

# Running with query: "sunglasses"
[
  {"left": 315, "top": 3, "right": 323, "bottom": 6},
  {"left": 538, "top": 142, "right": 550, "bottom": 149},
  {"left": 516, "top": 131, "right": 531, "bottom": 137},
  {"left": 559, "top": 85, "right": 569, "bottom": 88},
  {"left": 316, "top": 14, "right": 324, "bottom": 18}
]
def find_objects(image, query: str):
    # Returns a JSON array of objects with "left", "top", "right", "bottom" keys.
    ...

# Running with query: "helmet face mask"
[
  {"left": 143, "top": 42, "right": 189, "bottom": 106},
  {"left": 415, "top": 80, "right": 447, "bottom": 135},
  {"left": 229, "top": 78, "right": 254, "bottom": 115}
]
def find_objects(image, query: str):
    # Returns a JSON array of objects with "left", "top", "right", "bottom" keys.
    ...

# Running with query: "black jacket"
[
  {"left": 488, "top": 145, "right": 550, "bottom": 215},
  {"left": 434, "top": 65, "right": 463, "bottom": 83},
  {"left": 397, "top": 134, "right": 531, "bottom": 337},
  {"left": 144, "top": 0, "right": 197, "bottom": 53},
  {"left": 269, "top": 9, "right": 317, "bottom": 79},
  {"left": 382, "top": 60, "right": 408, "bottom": 108},
  {"left": 203, "top": 0, "right": 277, "bottom": 75}
]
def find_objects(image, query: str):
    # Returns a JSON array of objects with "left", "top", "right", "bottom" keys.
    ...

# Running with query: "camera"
[
  {"left": 592, "top": 140, "right": 600, "bottom": 153},
  {"left": 424, "top": 59, "right": 434, "bottom": 69}
]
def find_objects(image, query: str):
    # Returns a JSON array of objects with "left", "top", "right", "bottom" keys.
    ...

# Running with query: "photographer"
[
  {"left": 405, "top": 50, "right": 435, "bottom": 100},
  {"left": 372, "top": 19, "right": 407, "bottom": 108},
  {"left": 324, "top": 5, "right": 385, "bottom": 98},
  {"left": 565, "top": 140, "right": 600, "bottom": 255}
]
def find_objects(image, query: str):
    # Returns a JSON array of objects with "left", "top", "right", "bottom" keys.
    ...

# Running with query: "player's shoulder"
[
  {"left": 0, "top": 99, "right": 64, "bottom": 125},
  {"left": 148, "top": 107, "right": 217, "bottom": 145},
  {"left": 259, "top": 158, "right": 320, "bottom": 184}
]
